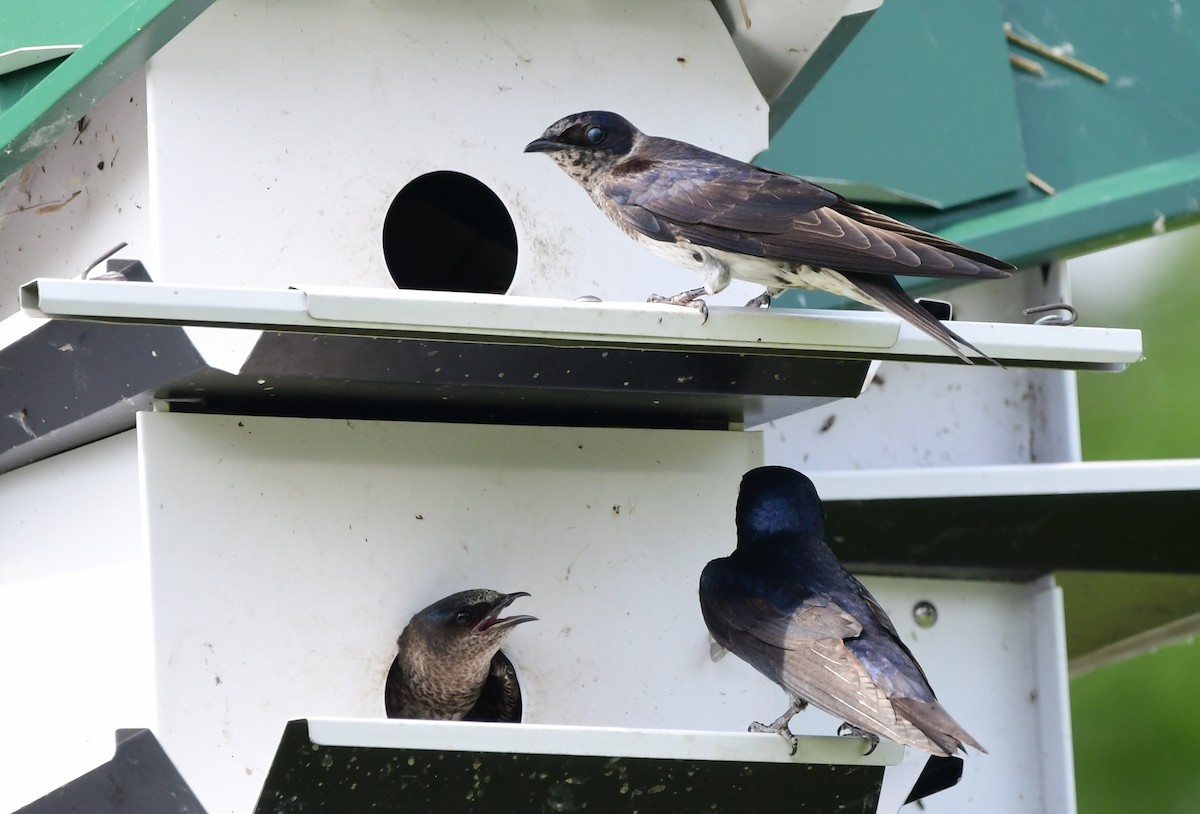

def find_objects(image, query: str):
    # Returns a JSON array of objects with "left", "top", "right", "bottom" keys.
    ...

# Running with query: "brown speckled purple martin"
[
  {"left": 526, "top": 111, "right": 1013, "bottom": 365},
  {"left": 385, "top": 589, "right": 536, "bottom": 723}
]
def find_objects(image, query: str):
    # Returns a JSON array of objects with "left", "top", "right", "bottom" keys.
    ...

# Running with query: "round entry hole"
[{"left": 383, "top": 171, "right": 518, "bottom": 294}]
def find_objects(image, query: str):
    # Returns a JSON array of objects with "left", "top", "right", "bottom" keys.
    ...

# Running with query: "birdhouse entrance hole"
[{"left": 383, "top": 171, "right": 518, "bottom": 294}]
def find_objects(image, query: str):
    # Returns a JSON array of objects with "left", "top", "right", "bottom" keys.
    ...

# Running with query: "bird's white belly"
[{"left": 634, "top": 234, "right": 883, "bottom": 309}]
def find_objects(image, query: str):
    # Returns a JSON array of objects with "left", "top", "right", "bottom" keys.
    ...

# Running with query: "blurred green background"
[{"left": 1071, "top": 224, "right": 1200, "bottom": 814}]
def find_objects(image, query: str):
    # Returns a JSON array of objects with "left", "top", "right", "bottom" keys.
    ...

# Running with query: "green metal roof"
[
  {"left": 759, "top": 0, "right": 1200, "bottom": 294},
  {"left": 3, "top": 0, "right": 1197, "bottom": 272},
  {"left": 0, "top": 0, "right": 214, "bottom": 181}
]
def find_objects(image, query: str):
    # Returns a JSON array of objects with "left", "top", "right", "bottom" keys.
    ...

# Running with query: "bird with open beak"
[{"left": 385, "top": 589, "right": 536, "bottom": 722}]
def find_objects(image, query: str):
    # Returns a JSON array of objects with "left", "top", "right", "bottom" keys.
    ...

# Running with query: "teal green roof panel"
[
  {"left": 0, "top": 0, "right": 216, "bottom": 182},
  {"left": 761, "top": 0, "right": 1200, "bottom": 287},
  {"left": 761, "top": 0, "right": 1028, "bottom": 210}
]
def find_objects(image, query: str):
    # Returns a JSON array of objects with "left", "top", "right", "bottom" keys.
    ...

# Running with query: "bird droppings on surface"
[
  {"left": 819, "top": 415, "right": 836, "bottom": 433},
  {"left": 72, "top": 116, "right": 90, "bottom": 145}
]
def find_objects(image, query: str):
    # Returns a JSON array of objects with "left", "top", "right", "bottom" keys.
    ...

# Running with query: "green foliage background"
[{"left": 1071, "top": 226, "right": 1200, "bottom": 814}]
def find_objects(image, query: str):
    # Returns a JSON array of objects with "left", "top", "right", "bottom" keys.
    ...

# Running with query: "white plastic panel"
[
  {"left": 758, "top": 266, "right": 1088, "bottom": 470},
  {"left": 21, "top": 278, "right": 1142, "bottom": 371},
  {"left": 136, "top": 412, "right": 1066, "bottom": 814},
  {"left": 305, "top": 717, "right": 902, "bottom": 766},
  {"left": 139, "top": 412, "right": 763, "bottom": 813},
  {"left": 713, "top": 0, "right": 882, "bottom": 103},
  {"left": 809, "top": 459, "right": 1200, "bottom": 501},
  {"left": 0, "top": 69, "right": 150, "bottom": 320},
  {"left": 0, "top": 433, "right": 156, "bottom": 814},
  {"left": 144, "top": 0, "right": 770, "bottom": 305},
  {"left": 851, "top": 576, "right": 1073, "bottom": 814}
]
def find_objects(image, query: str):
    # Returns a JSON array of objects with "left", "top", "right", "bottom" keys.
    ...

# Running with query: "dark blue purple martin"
[{"left": 700, "top": 466, "right": 986, "bottom": 756}]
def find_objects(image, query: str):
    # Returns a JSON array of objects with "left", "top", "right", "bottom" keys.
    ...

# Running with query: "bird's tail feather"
[
  {"left": 891, "top": 697, "right": 988, "bottom": 755},
  {"left": 850, "top": 276, "right": 1004, "bottom": 368}
]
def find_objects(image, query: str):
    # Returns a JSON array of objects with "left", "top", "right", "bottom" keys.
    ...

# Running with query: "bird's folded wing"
[
  {"left": 605, "top": 156, "right": 835, "bottom": 235},
  {"left": 827, "top": 198, "right": 1014, "bottom": 272},
  {"left": 862, "top": 582, "right": 931, "bottom": 664},
  {"left": 713, "top": 594, "right": 864, "bottom": 649},
  {"left": 781, "top": 638, "right": 953, "bottom": 756},
  {"left": 603, "top": 153, "right": 1012, "bottom": 280}
]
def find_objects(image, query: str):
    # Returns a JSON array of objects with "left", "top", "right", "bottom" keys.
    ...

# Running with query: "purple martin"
[
  {"left": 385, "top": 589, "right": 536, "bottom": 722},
  {"left": 699, "top": 466, "right": 986, "bottom": 756},
  {"left": 525, "top": 111, "right": 1013, "bottom": 365}
]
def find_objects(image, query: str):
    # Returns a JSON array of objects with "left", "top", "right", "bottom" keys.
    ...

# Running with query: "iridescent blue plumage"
[{"left": 700, "top": 466, "right": 985, "bottom": 756}]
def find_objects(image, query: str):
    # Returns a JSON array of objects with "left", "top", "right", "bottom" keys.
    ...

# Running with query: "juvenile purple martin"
[
  {"left": 525, "top": 111, "right": 1013, "bottom": 365},
  {"left": 385, "top": 589, "right": 536, "bottom": 722},
  {"left": 699, "top": 466, "right": 986, "bottom": 756}
]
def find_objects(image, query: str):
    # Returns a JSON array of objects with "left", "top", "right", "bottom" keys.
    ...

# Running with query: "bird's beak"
[
  {"left": 475, "top": 591, "right": 537, "bottom": 633},
  {"left": 524, "top": 138, "right": 562, "bottom": 154}
]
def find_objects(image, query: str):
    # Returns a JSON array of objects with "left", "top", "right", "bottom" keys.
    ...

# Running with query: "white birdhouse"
[{"left": 1, "top": 2, "right": 1184, "bottom": 814}]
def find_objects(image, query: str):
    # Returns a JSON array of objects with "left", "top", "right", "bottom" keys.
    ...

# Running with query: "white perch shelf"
[{"left": 20, "top": 278, "right": 1142, "bottom": 369}]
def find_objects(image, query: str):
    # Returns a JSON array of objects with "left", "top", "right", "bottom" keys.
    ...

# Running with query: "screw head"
[{"left": 912, "top": 600, "right": 938, "bottom": 628}]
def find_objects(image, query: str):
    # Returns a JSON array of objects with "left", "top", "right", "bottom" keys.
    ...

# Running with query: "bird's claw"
[
  {"left": 837, "top": 723, "right": 880, "bottom": 756},
  {"left": 749, "top": 698, "right": 807, "bottom": 755},
  {"left": 750, "top": 719, "right": 799, "bottom": 756},
  {"left": 648, "top": 288, "right": 710, "bottom": 324},
  {"left": 743, "top": 292, "right": 773, "bottom": 309}
]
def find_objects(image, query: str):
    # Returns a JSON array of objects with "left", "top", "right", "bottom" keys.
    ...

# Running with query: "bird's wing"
[
  {"left": 891, "top": 697, "right": 988, "bottom": 755},
  {"left": 601, "top": 145, "right": 1012, "bottom": 280},
  {"left": 781, "top": 637, "right": 958, "bottom": 756},
  {"left": 603, "top": 153, "right": 836, "bottom": 237},
  {"left": 704, "top": 590, "right": 864, "bottom": 649},
  {"left": 701, "top": 562, "right": 961, "bottom": 755},
  {"left": 845, "top": 273, "right": 1000, "bottom": 366},
  {"left": 462, "top": 650, "right": 523, "bottom": 724},
  {"left": 845, "top": 578, "right": 988, "bottom": 755}
]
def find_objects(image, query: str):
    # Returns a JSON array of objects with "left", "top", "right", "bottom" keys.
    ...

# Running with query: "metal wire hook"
[
  {"left": 83, "top": 241, "right": 129, "bottom": 278},
  {"left": 1023, "top": 302, "right": 1077, "bottom": 326}
]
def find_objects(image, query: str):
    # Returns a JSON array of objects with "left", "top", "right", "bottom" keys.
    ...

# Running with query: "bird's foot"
[
  {"left": 648, "top": 287, "right": 709, "bottom": 324},
  {"left": 743, "top": 287, "right": 781, "bottom": 310},
  {"left": 749, "top": 699, "right": 808, "bottom": 755},
  {"left": 837, "top": 722, "right": 880, "bottom": 756}
]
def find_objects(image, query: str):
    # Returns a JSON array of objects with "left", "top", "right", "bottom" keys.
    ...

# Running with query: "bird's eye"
[
  {"left": 585, "top": 126, "right": 605, "bottom": 144},
  {"left": 454, "top": 610, "right": 473, "bottom": 626}
]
